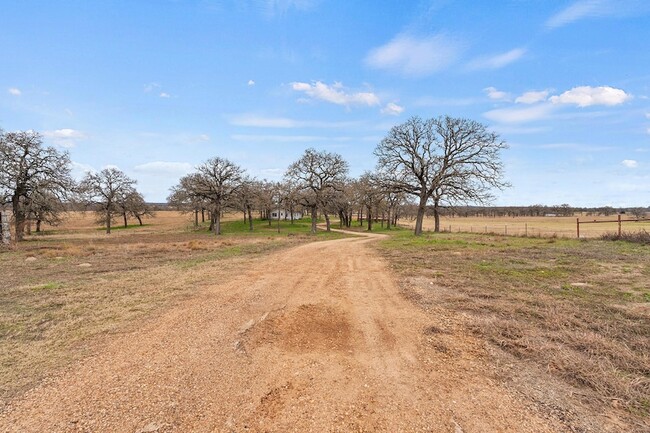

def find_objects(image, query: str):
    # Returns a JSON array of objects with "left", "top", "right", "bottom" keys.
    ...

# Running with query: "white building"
[{"left": 270, "top": 209, "right": 303, "bottom": 220}]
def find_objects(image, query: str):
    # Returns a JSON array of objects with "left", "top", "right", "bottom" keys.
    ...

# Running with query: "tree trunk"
[
  {"left": 12, "top": 195, "right": 26, "bottom": 241},
  {"left": 247, "top": 206, "right": 253, "bottom": 231},
  {"left": 414, "top": 193, "right": 428, "bottom": 236},
  {"left": 433, "top": 198, "right": 440, "bottom": 232},
  {"left": 201, "top": 208, "right": 205, "bottom": 222},
  {"left": 324, "top": 212, "right": 331, "bottom": 232},
  {"left": 194, "top": 210, "right": 199, "bottom": 227},
  {"left": 310, "top": 205, "right": 317, "bottom": 234},
  {"left": 290, "top": 205, "right": 295, "bottom": 224},
  {"left": 243, "top": 211, "right": 247, "bottom": 223},
  {"left": 106, "top": 210, "right": 112, "bottom": 234},
  {"left": 36, "top": 219, "right": 42, "bottom": 233},
  {"left": 367, "top": 206, "right": 373, "bottom": 231},
  {"left": 123, "top": 212, "right": 128, "bottom": 228},
  {"left": 386, "top": 208, "right": 392, "bottom": 230},
  {"left": 136, "top": 215, "right": 143, "bottom": 226},
  {"left": 214, "top": 204, "right": 222, "bottom": 235}
]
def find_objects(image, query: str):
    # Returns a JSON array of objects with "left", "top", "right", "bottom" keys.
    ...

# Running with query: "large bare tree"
[
  {"left": 375, "top": 116, "right": 509, "bottom": 235},
  {"left": 79, "top": 167, "right": 137, "bottom": 234},
  {"left": 285, "top": 148, "right": 349, "bottom": 233},
  {"left": 169, "top": 157, "right": 245, "bottom": 235},
  {"left": 0, "top": 130, "right": 73, "bottom": 241}
]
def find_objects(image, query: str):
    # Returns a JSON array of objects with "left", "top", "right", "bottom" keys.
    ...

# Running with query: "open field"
[
  {"left": 0, "top": 212, "right": 345, "bottom": 410},
  {"left": 402, "top": 215, "right": 650, "bottom": 238},
  {"left": 0, "top": 212, "right": 648, "bottom": 432},
  {"left": 375, "top": 229, "right": 650, "bottom": 431}
]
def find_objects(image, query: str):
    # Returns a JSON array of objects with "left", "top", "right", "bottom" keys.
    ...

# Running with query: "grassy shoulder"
[
  {"left": 0, "top": 216, "right": 347, "bottom": 408},
  {"left": 374, "top": 230, "right": 650, "bottom": 423}
]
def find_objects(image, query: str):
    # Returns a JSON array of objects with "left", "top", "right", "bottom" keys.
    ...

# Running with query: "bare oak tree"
[
  {"left": 0, "top": 130, "right": 73, "bottom": 241},
  {"left": 170, "top": 157, "right": 245, "bottom": 235},
  {"left": 80, "top": 167, "right": 137, "bottom": 234},
  {"left": 285, "top": 148, "right": 349, "bottom": 233},
  {"left": 375, "top": 116, "right": 508, "bottom": 235}
]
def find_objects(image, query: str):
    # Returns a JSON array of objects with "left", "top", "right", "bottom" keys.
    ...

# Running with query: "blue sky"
[{"left": 1, "top": 0, "right": 649, "bottom": 206}]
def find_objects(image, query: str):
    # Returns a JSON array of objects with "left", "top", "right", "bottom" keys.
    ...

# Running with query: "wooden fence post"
[{"left": 576, "top": 217, "right": 580, "bottom": 239}]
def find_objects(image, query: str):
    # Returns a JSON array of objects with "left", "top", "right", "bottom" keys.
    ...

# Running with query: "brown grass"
[
  {"left": 377, "top": 231, "right": 650, "bottom": 430},
  {"left": 0, "top": 211, "right": 339, "bottom": 409},
  {"left": 402, "top": 215, "right": 650, "bottom": 238}
]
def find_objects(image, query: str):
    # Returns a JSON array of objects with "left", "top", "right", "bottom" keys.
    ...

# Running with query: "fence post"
[
  {"left": 525, "top": 223, "right": 528, "bottom": 237},
  {"left": 576, "top": 217, "right": 580, "bottom": 239},
  {"left": 618, "top": 214, "right": 622, "bottom": 237}
]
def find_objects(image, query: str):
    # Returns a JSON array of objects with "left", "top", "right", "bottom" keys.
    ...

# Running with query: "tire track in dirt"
[{"left": 0, "top": 232, "right": 562, "bottom": 432}]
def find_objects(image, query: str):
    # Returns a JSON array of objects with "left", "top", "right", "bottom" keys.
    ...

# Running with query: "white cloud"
[
  {"left": 365, "top": 33, "right": 462, "bottom": 76},
  {"left": 549, "top": 86, "right": 631, "bottom": 107},
  {"left": 8, "top": 87, "right": 21, "bottom": 96},
  {"left": 484, "top": 104, "right": 554, "bottom": 124},
  {"left": 144, "top": 82, "right": 160, "bottom": 93},
  {"left": 159, "top": 92, "right": 171, "bottom": 98},
  {"left": 232, "top": 134, "right": 325, "bottom": 142},
  {"left": 467, "top": 48, "right": 526, "bottom": 70},
  {"left": 545, "top": 0, "right": 650, "bottom": 28},
  {"left": 133, "top": 161, "right": 193, "bottom": 176},
  {"left": 43, "top": 128, "right": 87, "bottom": 148},
  {"left": 258, "top": 0, "right": 318, "bottom": 17},
  {"left": 621, "top": 159, "right": 638, "bottom": 168},
  {"left": 484, "top": 87, "right": 510, "bottom": 101},
  {"left": 228, "top": 114, "right": 363, "bottom": 129},
  {"left": 248, "top": 80, "right": 255, "bottom": 86},
  {"left": 381, "top": 102, "right": 404, "bottom": 116},
  {"left": 197, "top": 134, "right": 210, "bottom": 142},
  {"left": 515, "top": 90, "right": 550, "bottom": 104},
  {"left": 290, "top": 81, "right": 380, "bottom": 107},
  {"left": 229, "top": 115, "right": 299, "bottom": 128}
]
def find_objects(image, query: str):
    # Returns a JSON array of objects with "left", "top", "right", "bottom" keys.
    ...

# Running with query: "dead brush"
[{"left": 600, "top": 229, "right": 650, "bottom": 245}]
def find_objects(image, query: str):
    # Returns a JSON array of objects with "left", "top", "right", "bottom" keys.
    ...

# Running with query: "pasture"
[
  {"left": 409, "top": 214, "right": 650, "bottom": 238},
  {"left": 0, "top": 211, "right": 648, "bottom": 431}
]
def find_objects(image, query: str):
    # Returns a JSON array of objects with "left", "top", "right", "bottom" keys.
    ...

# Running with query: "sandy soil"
[{"left": 0, "top": 232, "right": 563, "bottom": 432}]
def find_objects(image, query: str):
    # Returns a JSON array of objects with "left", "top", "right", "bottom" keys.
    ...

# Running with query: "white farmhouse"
[{"left": 270, "top": 209, "right": 303, "bottom": 220}]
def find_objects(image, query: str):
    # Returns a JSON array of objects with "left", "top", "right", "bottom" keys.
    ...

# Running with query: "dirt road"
[{"left": 1, "top": 233, "right": 560, "bottom": 432}]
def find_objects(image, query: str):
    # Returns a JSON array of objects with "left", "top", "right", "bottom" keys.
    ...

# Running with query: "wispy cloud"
[
  {"left": 515, "top": 90, "right": 550, "bottom": 104},
  {"left": 247, "top": 80, "right": 256, "bottom": 86},
  {"left": 159, "top": 92, "right": 171, "bottom": 98},
  {"left": 144, "top": 82, "right": 160, "bottom": 93},
  {"left": 484, "top": 87, "right": 510, "bottom": 101},
  {"left": 381, "top": 102, "right": 404, "bottom": 116},
  {"left": 290, "top": 81, "right": 380, "bottom": 107},
  {"left": 8, "top": 87, "right": 21, "bottom": 96},
  {"left": 133, "top": 161, "right": 193, "bottom": 176},
  {"left": 231, "top": 134, "right": 330, "bottom": 142},
  {"left": 621, "top": 159, "right": 638, "bottom": 168},
  {"left": 43, "top": 128, "right": 87, "bottom": 148},
  {"left": 365, "top": 33, "right": 463, "bottom": 76},
  {"left": 256, "top": 0, "right": 319, "bottom": 17},
  {"left": 484, "top": 104, "right": 554, "bottom": 124},
  {"left": 549, "top": 86, "right": 631, "bottom": 107},
  {"left": 545, "top": 0, "right": 650, "bottom": 28},
  {"left": 228, "top": 114, "right": 362, "bottom": 129},
  {"left": 467, "top": 48, "right": 526, "bottom": 70}
]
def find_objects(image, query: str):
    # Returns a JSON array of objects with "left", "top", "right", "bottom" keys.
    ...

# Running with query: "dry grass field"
[
  {"left": 0, "top": 211, "right": 345, "bottom": 410},
  {"left": 1, "top": 211, "right": 648, "bottom": 431},
  {"left": 375, "top": 228, "right": 649, "bottom": 431},
  {"left": 404, "top": 215, "right": 650, "bottom": 238}
]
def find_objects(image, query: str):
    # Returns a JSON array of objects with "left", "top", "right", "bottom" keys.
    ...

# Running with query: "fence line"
[{"left": 576, "top": 215, "right": 649, "bottom": 238}]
